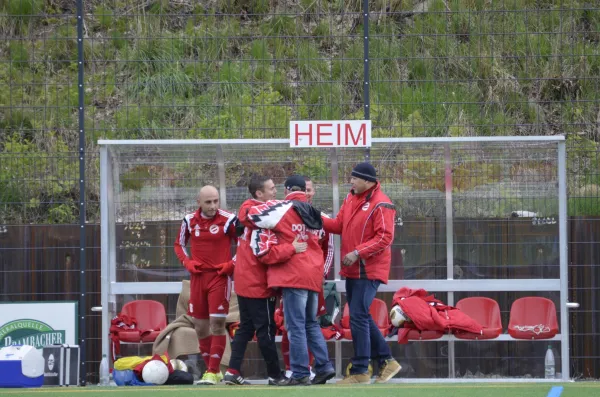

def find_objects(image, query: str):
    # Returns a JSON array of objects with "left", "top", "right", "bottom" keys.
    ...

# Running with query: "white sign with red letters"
[{"left": 289, "top": 120, "right": 372, "bottom": 148}]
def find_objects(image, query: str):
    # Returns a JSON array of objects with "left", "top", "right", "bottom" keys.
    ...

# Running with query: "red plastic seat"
[
  {"left": 340, "top": 298, "right": 391, "bottom": 340},
  {"left": 118, "top": 300, "right": 167, "bottom": 344},
  {"left": 508, "top": 297, "right": 558, "bottom": 339},
  {"left": 454, "top": 297, "right": 503, "bottom": 340}
]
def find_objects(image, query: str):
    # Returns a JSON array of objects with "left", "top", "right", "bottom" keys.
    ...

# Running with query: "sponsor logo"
[
  {"left": 47, "top": 354, "right": 55, "bottom": 371},
  {"left": 291, "top": 224, "right": 320, "bottom": 237},
  {"left": 0, "top": 319, "right": 66, "bottom": 349}
]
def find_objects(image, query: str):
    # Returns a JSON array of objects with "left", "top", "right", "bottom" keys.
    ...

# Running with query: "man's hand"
[
  {"left": 183, "top": 258, "right": 204, "bottom": 274},
  {"left": 292, "top": 234, "right": 308, "bottom": 254},
  {"left": 342, "top": 250, "right": 359, "bottom": 267},
  {"left": 216, "top": 260, "right": 235, "bottom": 277}
]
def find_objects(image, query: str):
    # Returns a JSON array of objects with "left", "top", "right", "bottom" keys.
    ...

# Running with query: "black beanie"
[{"left": 351, "top": 162, "right": 377, "bottom": 182}]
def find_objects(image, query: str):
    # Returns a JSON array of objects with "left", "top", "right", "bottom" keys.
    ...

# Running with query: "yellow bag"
[{"left": 114, "top": 355, "right": 169, "bottom": 371}]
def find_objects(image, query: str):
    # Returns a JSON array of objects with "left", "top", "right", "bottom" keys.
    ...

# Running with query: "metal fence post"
[
  {"left": 362, "top": 0, "right": 370, "bottom": 163},
  {"left": 76, "top": 0, "right": 87, "bottom": 385}
]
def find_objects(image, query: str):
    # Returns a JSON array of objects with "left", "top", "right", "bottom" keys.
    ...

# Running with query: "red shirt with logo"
[{"left": 174, "top": 208, "right": 238, "bottom": 270}]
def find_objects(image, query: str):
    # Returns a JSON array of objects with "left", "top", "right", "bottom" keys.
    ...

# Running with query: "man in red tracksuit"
[
  {"left": 280, "top": 176, "right": 334, "bottom": 378},
  {"left": 221, "top": 175, "right": 287, "bottom": 386},
  {"left": 174, "top": 185, "right": 237, "bottom": 385},
  {"left": 247, "top": 175, "right": 336, "bottom": 386},
  {"left": 321, "top": 162, "right": 402, "bottom": 384}
]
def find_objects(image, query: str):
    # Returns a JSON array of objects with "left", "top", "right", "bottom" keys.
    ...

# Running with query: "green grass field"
[{"left": 0, "top": 383, "right": 599, "bottom": 397}]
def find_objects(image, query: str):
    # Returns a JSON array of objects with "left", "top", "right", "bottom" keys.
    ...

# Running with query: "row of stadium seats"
[
  {"left": 344, "top": 296, "right": 559, "bottom": 341},
  {"left": 112, "top": 295, "right": 559, "bottom": 355}
]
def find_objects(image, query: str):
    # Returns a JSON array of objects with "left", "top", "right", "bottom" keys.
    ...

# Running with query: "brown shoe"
[
  {"left": 374, "top": 359, "right": 401, "bottom": 383},
  {"left": 336, "top": 373, "right": 371, "bottom": 385}
]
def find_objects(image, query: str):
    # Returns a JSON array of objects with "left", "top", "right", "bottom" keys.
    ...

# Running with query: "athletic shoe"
[
  {"left": 274, "top": 375, "right": 310, "bottom": 386},
  {"left": 311, "top": 369, "right": 336, "bottom": 385},
  {"left": 268, "top": 372, "right": 288, "bottom": 386},
  {"left": 196, "top": 371, "right": 219, "bottom": 385},
  {"left": 374, "top": 359, "right": 401, "bottom": 383},
  {"left": 223, "top": 371, "right": 250, "bottom": 385},
  {"left": 336, "top": 373, "right": 371, "bottom": 384}
]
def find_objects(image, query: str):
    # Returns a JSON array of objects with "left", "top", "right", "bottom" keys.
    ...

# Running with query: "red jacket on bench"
[{"left": 392, "top": 287, "right": 483, "bottom": 343}]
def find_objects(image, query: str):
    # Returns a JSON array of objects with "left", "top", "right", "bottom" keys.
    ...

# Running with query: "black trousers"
[{"left": 228, "top": 295, "right": 281, "bottom": 378}]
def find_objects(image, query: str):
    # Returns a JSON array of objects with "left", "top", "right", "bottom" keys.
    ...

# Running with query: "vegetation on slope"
[{"left": 0, "top": 0, "right": 599, "bottom": 222}]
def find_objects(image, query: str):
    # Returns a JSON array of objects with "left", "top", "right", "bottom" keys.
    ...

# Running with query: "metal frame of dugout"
[{"left": 98, "top": 136, "right": 577, "bottom": 383}]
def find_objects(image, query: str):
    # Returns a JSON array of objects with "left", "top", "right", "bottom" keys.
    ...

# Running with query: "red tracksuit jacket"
[
  {"left": 232, "top": 198, "right": 274, "bottom": 299},
  {"left": 322, "top": 182, "right": 396, "bottom": 283},
  {"left": 246, "top": 192, "right": 325, "bottom": 293},
  {"left": 174, "top": 208, "right": 237, "bottom": 270},
  {"left": 392, "top": 287, "right": 483, "bottom": 343}
]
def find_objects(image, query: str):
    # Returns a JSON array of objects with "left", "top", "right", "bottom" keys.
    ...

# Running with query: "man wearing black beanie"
[{"left": 321, "top": 162, "right": 401, "bottom": 384}]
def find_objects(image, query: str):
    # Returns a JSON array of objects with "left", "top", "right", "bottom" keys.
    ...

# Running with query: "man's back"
[{"left": 248, "top": 192, "right": 325, "bottom": 293}]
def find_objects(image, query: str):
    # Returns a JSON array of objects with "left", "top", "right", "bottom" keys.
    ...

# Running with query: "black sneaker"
[
  {"left": 311, "top": 369, "right": 336, "bottom": 385},
  {"left": 268, "top": 372, "right": 288, "bottom": 386},
  {"left": 223, "top": 371, "right": 250, "bottom": 385},
  {"left": 274, "top": 375, "right": 310, "bottom": 386}
]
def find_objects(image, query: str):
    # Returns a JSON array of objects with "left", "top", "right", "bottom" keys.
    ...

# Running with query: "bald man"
[{"left": 174, "top": 185, "right": 238, "bottom": 385}]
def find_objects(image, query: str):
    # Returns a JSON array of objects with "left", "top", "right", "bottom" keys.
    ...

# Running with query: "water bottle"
[
  {"left": 544, "top": 345, "right": 555, "bottom": 379},
  {"left": 99, "top": 354, "right": 110, "bottom": 386}
]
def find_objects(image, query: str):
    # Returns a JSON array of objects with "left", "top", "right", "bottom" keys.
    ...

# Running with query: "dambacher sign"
[
  {"left": 290, "top": 120, "right": 372, "bottom": 147},
  {"left": 0, "top": 302, "right": 77, "bottom": 349}
]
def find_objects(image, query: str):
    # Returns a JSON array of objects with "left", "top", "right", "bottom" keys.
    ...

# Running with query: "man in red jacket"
[
  {"left": 321, "top": 162, "right": 402, "bottom": 384},
  {"left": 221, "top": 176, "right": 287, "bottom": 386},
  {"left": 248, "top": 175, "right": 336, "bottom": 386},
  {"left": 174, "top": 185, "right": 237, "bottom": 385}
]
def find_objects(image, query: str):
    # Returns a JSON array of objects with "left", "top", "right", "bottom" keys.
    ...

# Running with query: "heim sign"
[{"left": 290, "top": 120, "right": 372, "bottom": 147}]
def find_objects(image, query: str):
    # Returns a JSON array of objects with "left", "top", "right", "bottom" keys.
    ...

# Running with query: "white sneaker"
[{"left": 310, "top": 369, "right": 316, "bottom": 381}]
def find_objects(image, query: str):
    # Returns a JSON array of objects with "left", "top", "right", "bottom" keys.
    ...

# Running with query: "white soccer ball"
[
  {"left": 390, "top": 305, "right": 408, "bottom": 327},
  {"left": 142, "top": 360, "right": 170, "bottom": 385},
  {"left": 170, "top": 359, "right": 188, "bottom": 372}
]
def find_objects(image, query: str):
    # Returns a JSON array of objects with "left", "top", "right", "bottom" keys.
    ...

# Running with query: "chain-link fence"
[{"left": 1, "top": 0, "right": 599, "bottom": 384}]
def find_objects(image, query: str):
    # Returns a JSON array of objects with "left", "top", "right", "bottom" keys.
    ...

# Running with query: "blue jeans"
[
  {"left": 282, "top": 288, "right": 334, "bottom": 379},
  {"left": 346, "top": 278, "right": 392, "bottom": 374}
]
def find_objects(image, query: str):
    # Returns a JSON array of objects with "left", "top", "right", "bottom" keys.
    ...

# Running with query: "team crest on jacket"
[
  {"left": 362, "top": 202, "right": 370, "bottom": 211},
  {"left": 209, "top": 224, "right": 219, "bottom": 234}
]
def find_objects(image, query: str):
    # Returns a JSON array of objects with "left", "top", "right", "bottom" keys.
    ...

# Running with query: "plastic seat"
[
  {"left": 118, "top": 300, "right": 167, "bottom": 344},
  {"left": 340, "top": 298, "right": 391, "bottom": 340},
  {"left": 508, "top": 297, "right": 558, "bottom": 339},
  {"left": 454, "top": 297, "right": 503, "bottom": 340}
]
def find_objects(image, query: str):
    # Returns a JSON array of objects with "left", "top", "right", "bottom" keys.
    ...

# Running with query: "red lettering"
[
  {"left": 316, "top": 123, "right": 333, "bottom": 146},
  {"left": 346, "top": 123, "right": 366, "bottom": 146},
  {"left": 337, "top": 124, "right": 342, "bottom": 146},
  {"left": 295, "top": 123, "right": 312, "bottom": 146}
]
